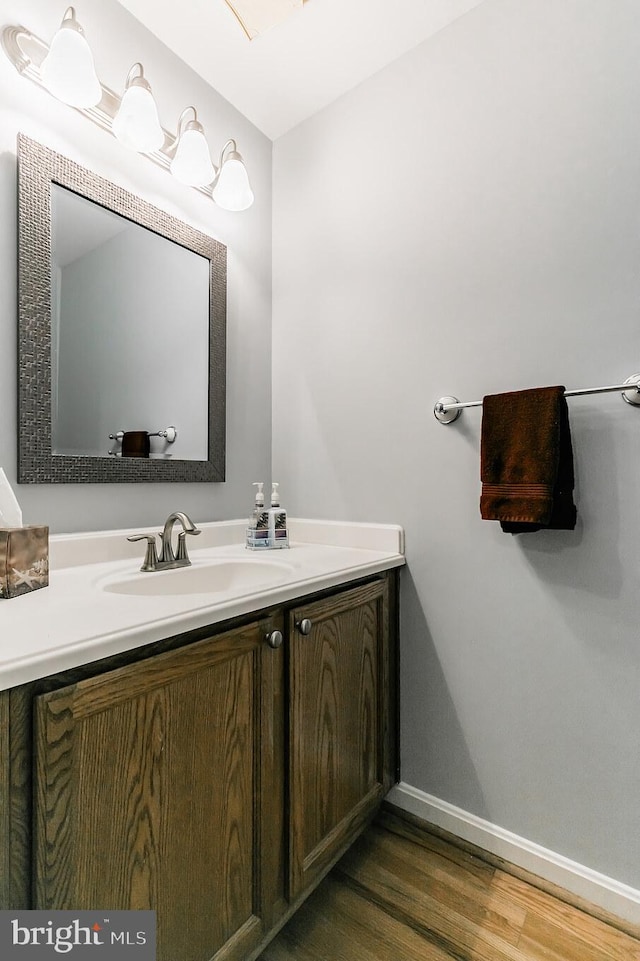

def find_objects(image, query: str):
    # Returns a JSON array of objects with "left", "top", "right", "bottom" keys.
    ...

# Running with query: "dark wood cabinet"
[
  {"left": 0, "top": 572, "right": 398, "bottom": 961},
  {"left": 288, "top": 579, "right": 393, "bottom": 899},
  {"left": 33, "top": 613, "right": 285, "bottom": 961}
]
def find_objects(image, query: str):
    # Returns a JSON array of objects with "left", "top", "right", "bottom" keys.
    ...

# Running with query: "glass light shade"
[
  {"left": 40, "top": 20, "right": 101, "bottom": 108},
  {"left": 113, "top": 83, "right": 164, "bottom": 153},
  {"left": 170, "top": 128, "right": 215, "bottom": 187},
  {"left": 212, "top": 155, "right": 254, "bottom": 211}
]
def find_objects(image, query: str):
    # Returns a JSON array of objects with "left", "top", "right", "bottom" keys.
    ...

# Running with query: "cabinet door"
[
  {"left": 33, "top": 617, "right": 285, "bottom": 961},
  {"left": 288, "top": 579, "right": 392, "bottom": 899}
]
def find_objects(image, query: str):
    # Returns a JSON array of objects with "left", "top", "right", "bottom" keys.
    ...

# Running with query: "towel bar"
[
  {"left": 109, "top": 426, "right": 177, "bottom": 442},
  {"left": 108, "top": 426, "right": 177, "bottom": 455},
  {"left": 434, "top": 373, "right": 640, "bottom": 424}
]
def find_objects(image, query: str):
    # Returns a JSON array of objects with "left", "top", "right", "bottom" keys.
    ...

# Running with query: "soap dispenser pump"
[
  {"left": 246, "top": 482, "right": 270, "bottom": 549},
  {"left": 268, "top": 482, "right": 289, "bottom": 549}
]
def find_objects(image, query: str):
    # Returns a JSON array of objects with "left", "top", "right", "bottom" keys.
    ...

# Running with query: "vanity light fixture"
[
  {"left": 2, "top": 9, "right": 254, "bottom": 211},
  {"left": 212, "top": 140, "right": 254, "bottom": 211},
  {"left": 112, "top": 63, "right": 164, "bottom": 154},
  {"left": 40, "top": 6, "right": 101, "bottom": 109},
  {"left": 170, "top": 107, "right": 216, "bottom": 187}
]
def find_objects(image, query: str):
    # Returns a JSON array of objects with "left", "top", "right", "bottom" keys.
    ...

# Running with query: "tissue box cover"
[{"left": 0, "top": 526, "right": 49, "bottom": 599}]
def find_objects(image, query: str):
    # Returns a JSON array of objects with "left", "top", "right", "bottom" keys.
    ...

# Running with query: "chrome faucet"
[
  {"left": 128, "top": 511, "right": 201, "bottom": 572},
  {"left": 160, "top": 511, "right": 201, "bottom": 567}
]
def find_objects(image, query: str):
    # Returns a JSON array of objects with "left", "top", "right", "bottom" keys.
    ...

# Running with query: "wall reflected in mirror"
[{"left": 51, "top": 184, "right": 209, "bottom": 460}]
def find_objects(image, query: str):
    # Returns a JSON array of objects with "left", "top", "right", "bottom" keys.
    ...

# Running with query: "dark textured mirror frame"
[{"left": 17, "top": 133, "right": 226, "bottom": 484}]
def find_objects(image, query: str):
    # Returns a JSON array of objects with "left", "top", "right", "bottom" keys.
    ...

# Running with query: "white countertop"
[{"left": 0, "top": 518, "right": 404, "bottom": 690}]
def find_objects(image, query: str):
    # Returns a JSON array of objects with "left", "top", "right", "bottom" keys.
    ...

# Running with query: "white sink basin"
[{"left": 100, "top": 557, "right": 294, "bottom": 597}]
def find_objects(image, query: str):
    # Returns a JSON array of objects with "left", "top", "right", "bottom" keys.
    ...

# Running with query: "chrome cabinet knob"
[
  {"left": 296, "top": 618, "right": 312, "bottom": 636},
  {"left": 265, "top": 630, "right": 283, "bottom": 649}
]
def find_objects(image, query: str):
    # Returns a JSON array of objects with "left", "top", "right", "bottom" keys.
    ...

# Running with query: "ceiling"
[{"left": 116, "top": 0, "right": 486, "bottom": 140}]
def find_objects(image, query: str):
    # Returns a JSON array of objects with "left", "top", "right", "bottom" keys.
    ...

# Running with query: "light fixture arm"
[
  {"left": 170, "top": 106, "right": 202, "bottom": 152},
  {"left": 211, "top": 140, "right": 237, "bottom": 180},
  {"left": 61, "top": 7, "right": 81, "bottom": 31},
  {"left": 177, "top": 106, "right": 199, "bottom": 134},
  {"left": 124, "top": 62, "right": 148, "bottom": 88},
  {"left": 219, "top": 139, "right": 238, "bottom": 162}
]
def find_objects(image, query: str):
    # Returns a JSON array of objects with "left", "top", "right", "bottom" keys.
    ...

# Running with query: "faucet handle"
[
  {"left": 176, "top": 527, "right": 201, "bottom": 563},
  {"left": 127, "top": 533, "right": 159, "bottom": 572}
]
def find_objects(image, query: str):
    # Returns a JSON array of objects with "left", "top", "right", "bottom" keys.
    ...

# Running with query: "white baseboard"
[{"left": 386, "top": 782, "right": 640, "bottom": 926}]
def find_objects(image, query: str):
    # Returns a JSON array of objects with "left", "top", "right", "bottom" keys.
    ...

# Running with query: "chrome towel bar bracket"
[{"left": 433, "top": 374, "right": 640, "bottom": 424}]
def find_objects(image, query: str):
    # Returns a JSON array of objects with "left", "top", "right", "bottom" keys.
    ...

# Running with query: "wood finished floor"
[{"left": 260, "top": 810, "right": 640, "bottom": 961}]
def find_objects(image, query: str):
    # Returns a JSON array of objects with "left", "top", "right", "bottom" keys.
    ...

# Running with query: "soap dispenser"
[
  {"left": 246, "top": 482, "right": 270, "bottom": 550},
  {"left": 268, "top": 482, "right": 289, "bottom": 549}
]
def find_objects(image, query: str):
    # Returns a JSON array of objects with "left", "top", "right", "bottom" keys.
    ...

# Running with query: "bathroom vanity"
[{"left": 0, "top": 519, "right": 404, "bottom": 961}]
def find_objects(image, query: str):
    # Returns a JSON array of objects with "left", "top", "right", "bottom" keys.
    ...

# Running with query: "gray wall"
[
  {"left": 55, "top": 223, "right": 209, "bottom": 459},
  {"left": 0, "top": 0, "right": 272, "bottom": 532},
  {"left": 273, "top": 0, "right": 640, "bottom": 887}
]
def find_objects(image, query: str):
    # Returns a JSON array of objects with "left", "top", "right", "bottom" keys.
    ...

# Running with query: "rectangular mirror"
[{"left": 17, "top": 134, "right": 226, "bottom": 483}]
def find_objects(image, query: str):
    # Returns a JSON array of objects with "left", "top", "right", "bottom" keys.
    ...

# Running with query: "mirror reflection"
[
  {"left": 51, "top": 185, "right": 210, "bottom": 460},
  {"left": 17, "top": 133, "right": 226, "bottom": 484}
]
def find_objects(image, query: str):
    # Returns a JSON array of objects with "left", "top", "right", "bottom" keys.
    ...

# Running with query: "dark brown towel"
[
  {"left": 480, "top": 386, "right": 577, "bottom": 533},
  {"left": 122, "top": 430, "right": 150, "bottom": 458}
]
